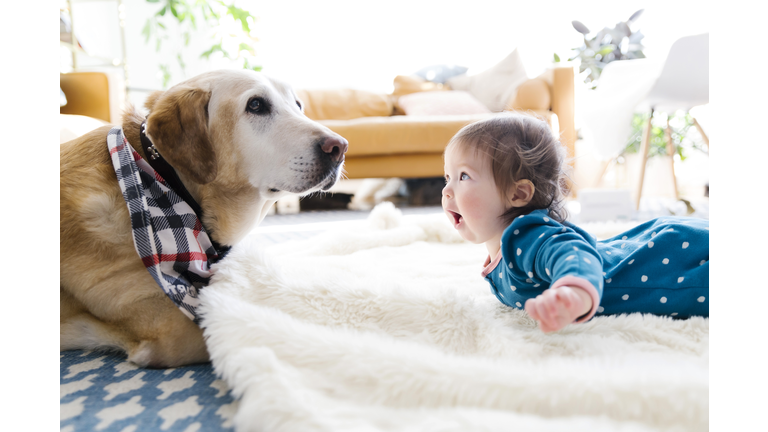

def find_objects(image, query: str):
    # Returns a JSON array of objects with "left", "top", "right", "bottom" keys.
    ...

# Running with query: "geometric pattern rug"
[
  {"left": 59, "top": 208, "right": 443, "bottom": 432},
  {"left": 58, "top": 209, "right": 384, "bottom": 432},
  {"left": 60, "top": 350, "right": 236, "bottom": 432}
]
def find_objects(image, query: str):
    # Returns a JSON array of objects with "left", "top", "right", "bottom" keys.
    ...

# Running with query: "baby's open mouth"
[{"left": 449, "top": 210, "right": 463, "bottom": 226}]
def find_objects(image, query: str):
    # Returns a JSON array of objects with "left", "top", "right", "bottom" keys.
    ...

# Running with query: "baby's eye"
[
  {"left": 460, "top": 172, "right": 470, "bottom": 181},
  {"left": 444, "top": 175, "right": 450, "bottom": 183}
]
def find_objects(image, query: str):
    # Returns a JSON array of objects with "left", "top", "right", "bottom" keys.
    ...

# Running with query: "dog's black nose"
[{"left": 320, "top": 136, "right": 348, "bottom": 163}]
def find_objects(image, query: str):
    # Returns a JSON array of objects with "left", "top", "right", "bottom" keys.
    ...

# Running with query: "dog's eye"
[
  {"left": 296, "top": 101, "right": 302, "bottom": 110},
  {"left": 246, "top": 97, "right": 268, "bottom": 114}
]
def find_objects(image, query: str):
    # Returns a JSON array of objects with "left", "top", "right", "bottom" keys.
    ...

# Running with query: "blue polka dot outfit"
[{"left": 482, "top": 209, "right": 708, "bottom": 320}]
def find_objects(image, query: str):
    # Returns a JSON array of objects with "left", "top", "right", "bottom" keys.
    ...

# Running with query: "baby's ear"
[{"left": 508, "top": 180, "right": 535, "bottom": 207}]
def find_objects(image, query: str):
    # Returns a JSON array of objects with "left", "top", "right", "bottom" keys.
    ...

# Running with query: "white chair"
[
  {"left": 633, "top": 33, "right": 709, "bottom": 208},
  {"left": 580, "top": 33, "right": 709, "bottom": 208}
]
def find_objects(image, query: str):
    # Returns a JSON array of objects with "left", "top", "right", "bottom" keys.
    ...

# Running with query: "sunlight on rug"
[{"left": 199, "top": 203, "right": 708, "bottom": 432}]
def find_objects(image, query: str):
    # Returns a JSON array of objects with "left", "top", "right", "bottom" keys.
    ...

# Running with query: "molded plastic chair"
[{"left": 634, "top": 33, "right": 709, "bottom": 208}]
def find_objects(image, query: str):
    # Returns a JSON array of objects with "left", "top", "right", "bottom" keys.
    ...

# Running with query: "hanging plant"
[
  {"left": 142, "top": 0, "right": 260, "bottom": 88},
  {"left": 554, "top": 9, "right": 646, "bottom": 89}
]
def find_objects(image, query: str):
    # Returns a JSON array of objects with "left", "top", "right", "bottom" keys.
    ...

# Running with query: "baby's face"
[{"left": 442, "top": 146, "right": 509, "bottom": 247}]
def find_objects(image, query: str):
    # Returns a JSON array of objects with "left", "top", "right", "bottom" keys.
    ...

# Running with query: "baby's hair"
[{"left": 445, "top": 112, "right": 572, "bottom": 224}]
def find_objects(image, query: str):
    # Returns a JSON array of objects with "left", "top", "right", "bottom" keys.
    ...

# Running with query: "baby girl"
[{"left": 441, "top": 113, "right": 708, "bottom": 332}]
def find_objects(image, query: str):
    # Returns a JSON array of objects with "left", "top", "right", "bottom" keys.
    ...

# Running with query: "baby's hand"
[{"left": 524, "top": 286, "right": 592, "bottom": 333}]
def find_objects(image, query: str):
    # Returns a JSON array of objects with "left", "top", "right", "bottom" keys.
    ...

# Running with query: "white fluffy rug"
[{"left": 199, "top": 203, "right": 708, "bottom": 432}]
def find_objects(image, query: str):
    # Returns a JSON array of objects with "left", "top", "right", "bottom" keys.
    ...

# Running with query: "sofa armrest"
[
  {"left": 550, "top": 65, "right": 576, "bottom": 158},
  {"left": 60, "top": 72, "right": 112, "bottom": 123}
]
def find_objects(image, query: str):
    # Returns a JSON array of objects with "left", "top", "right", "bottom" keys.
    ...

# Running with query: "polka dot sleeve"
[
  {"left": 534, "top": 233, "right": 605, "bottom": 301},
  {"left": 499, "top": 211, "right": 605, "bottom": 320}
]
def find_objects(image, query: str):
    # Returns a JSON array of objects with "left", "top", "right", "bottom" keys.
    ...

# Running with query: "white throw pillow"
[
  {"left": 447, "top": 49, "right": 528, "bottom": 112},
  {"left": 397, "top": 91, "right": 491, "bottom": 116}
]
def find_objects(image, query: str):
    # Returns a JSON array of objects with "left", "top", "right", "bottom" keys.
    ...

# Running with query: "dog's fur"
[{"left": 60, "top": 70, "right": 348, "bottom": 367}]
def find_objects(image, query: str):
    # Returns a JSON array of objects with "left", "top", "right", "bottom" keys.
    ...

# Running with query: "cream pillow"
[
  {"left": 397, "top": 91, "right": 491, "bottom": 116},
  {"left": 508, "top": 77, "right": 551, "bottom": 111},
  {"left": 446, "top": 49, "right": 529, "bottom": 112}
]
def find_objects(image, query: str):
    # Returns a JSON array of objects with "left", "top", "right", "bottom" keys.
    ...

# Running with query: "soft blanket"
[{"left": 199, "top": 203, "right": 708, "bottom": 432}]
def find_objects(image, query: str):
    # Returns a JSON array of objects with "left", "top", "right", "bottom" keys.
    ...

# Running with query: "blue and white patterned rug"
[
  {"left": 60, "top": 350, "right": 236, "bottom": 432},
  {"left": 58, "top": 208, "right": 382, "bottom": 432}
]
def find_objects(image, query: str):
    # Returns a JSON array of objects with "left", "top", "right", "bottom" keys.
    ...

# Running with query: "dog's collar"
[{"left": 140, "top": 121, "right": 230, "bottom": 255}]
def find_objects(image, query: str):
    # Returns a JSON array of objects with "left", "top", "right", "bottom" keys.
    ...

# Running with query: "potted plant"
[{"left": 142, "top": 0, "right": 260, "bottom": 88}]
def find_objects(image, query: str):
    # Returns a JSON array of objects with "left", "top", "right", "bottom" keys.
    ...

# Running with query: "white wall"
[
  {"left": 66, "top": 0, "right": 710, "bottom": 100},
  {"left": 249, "top": 0, "right": 709, "bottom": 93}
]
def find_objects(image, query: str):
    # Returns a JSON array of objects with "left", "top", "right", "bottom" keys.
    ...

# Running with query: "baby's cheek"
[
  {"left": 467, "top": 201, "right": 493, "bottom": 227},
  {"left": 461, "top": 194, "right": 483, "bottom": 215}
]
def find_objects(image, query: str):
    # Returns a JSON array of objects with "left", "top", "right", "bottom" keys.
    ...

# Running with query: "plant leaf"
[
  {"left": 176, "top": 53, "right": 186, "bottom": 72},
  {"left": 227, "top": 5, "right": 255, "bottom": 33},
  {"left": 615, "top": 22, "right": 630, "bottom": 37},
  {"left": 200, "top": 42, "right": 224, "bottom": 59},
  {"left": 572, "top": 20, "right": 590, "bottom": 35},
  {"left": 141, "top": 20, "right": 151, "bottom": 42},
  {"left": 597, "top": 45, "right": 616, "bottom": 56},
  {"left": 553, "top": 53, "right": 560, "bottom": 62},
  {"left": 239, "top": 42, "right": 256, "bottom": 56},
  {"left": 159, "top": 63, "right": 171, "bottom": 89},
  {"left": 628, "top": 30, "right": 644, "bottom": 44}
]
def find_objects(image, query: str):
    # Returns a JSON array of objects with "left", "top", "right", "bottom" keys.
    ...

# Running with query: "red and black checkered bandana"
[{"left": 107, "top": 127, "right": 227, "bottom": 323}]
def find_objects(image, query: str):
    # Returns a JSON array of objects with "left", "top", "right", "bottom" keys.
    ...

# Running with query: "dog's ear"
[
  {"left": 143, "top": 90, "right": 165, "bottom": 112},
  {"left": 145, "top": 86, "right": 217, "bottom": 184}
]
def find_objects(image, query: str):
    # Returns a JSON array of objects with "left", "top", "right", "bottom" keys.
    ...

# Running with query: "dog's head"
[{"left": 143, "top": 69, "right": 348, "bottom": 197}]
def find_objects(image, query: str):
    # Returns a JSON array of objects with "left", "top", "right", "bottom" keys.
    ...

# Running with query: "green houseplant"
[
  {"left": 624, "top": 111, "right": 708, "bottom": 161},
  {"left": 142, "top": 0, "right": 260, "bottom": 88},
  {"left": 556, "top": 10, "right": 707, "bottom": 161},
  {"left": 556, "top": 9, "right": 646, "bottom": 89}
]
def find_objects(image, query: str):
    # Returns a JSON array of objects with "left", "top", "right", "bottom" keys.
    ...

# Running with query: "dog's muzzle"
[{"left": 282, "top": 134, "right": 349, "bottom": 193}]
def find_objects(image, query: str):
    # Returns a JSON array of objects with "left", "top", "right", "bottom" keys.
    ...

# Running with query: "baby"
[{"left": 442, "top": 113, "right": 709, "bottom": 332}]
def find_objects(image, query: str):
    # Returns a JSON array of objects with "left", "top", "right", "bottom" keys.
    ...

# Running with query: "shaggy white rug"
[{"left": 199, "top": 203, "right": 708, "bottom": 432}]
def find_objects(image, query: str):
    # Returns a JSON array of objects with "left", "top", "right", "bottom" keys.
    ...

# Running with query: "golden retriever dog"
[{"left": 61, "top": 69, "right": 348, "bottom": 367}]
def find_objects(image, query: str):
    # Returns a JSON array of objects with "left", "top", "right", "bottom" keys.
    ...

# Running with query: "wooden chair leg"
[
  {"left": 634, "top": 109, "right": 654, "bottom": 210},
  {"left": 692, "top": 115, "right": 709, "bottom": 197},
  {"left": 594, "top": 156, "right": 617, "bottom": 188},
  {"left": 692, "top": 117, "right": 709, "bottom": 151},
  {"left": 665, "top": 117, "right": 679, "bottom": 200}
]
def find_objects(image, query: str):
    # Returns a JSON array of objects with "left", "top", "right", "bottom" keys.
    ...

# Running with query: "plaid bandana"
[{"left": 106, "top": 127, "right": 228, "bottom": 323}]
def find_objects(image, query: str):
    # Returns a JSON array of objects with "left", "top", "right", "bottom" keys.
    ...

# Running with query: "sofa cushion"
[
  {"left": 397, "top": 91, "right": 491, "bottom": 116},
  {"left": 296, "top": 89, "right": 394, "bottom": 121},
  {"left": 318, "top": 113, "right": 494, "bottom": 157},
  {"left": 60, "top": 114, "right": 110, "bottom": 144},
  {"left": 392, "top": 75, "right": 448, "bottom": 97},
  {"left": 509, "top": 77, "right": 551, "bottom": 111},
  {"left": 446, "top": 49, "right": 529, "bottom": 112},
  {"left": 413, "top": 64, "right": 468, "bottom": 84}
]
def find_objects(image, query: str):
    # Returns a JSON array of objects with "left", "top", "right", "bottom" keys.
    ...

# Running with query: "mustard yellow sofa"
[
  {"left": 296, "top": 65, "right": 576, "bottom": 180},
  {"left": 61, "top": 67, "right": 576, "bottom": 183}
]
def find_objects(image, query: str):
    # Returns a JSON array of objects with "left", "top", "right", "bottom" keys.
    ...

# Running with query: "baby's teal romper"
[{"left": 483, "top": 209, "right": 709, "bottom": 319}]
